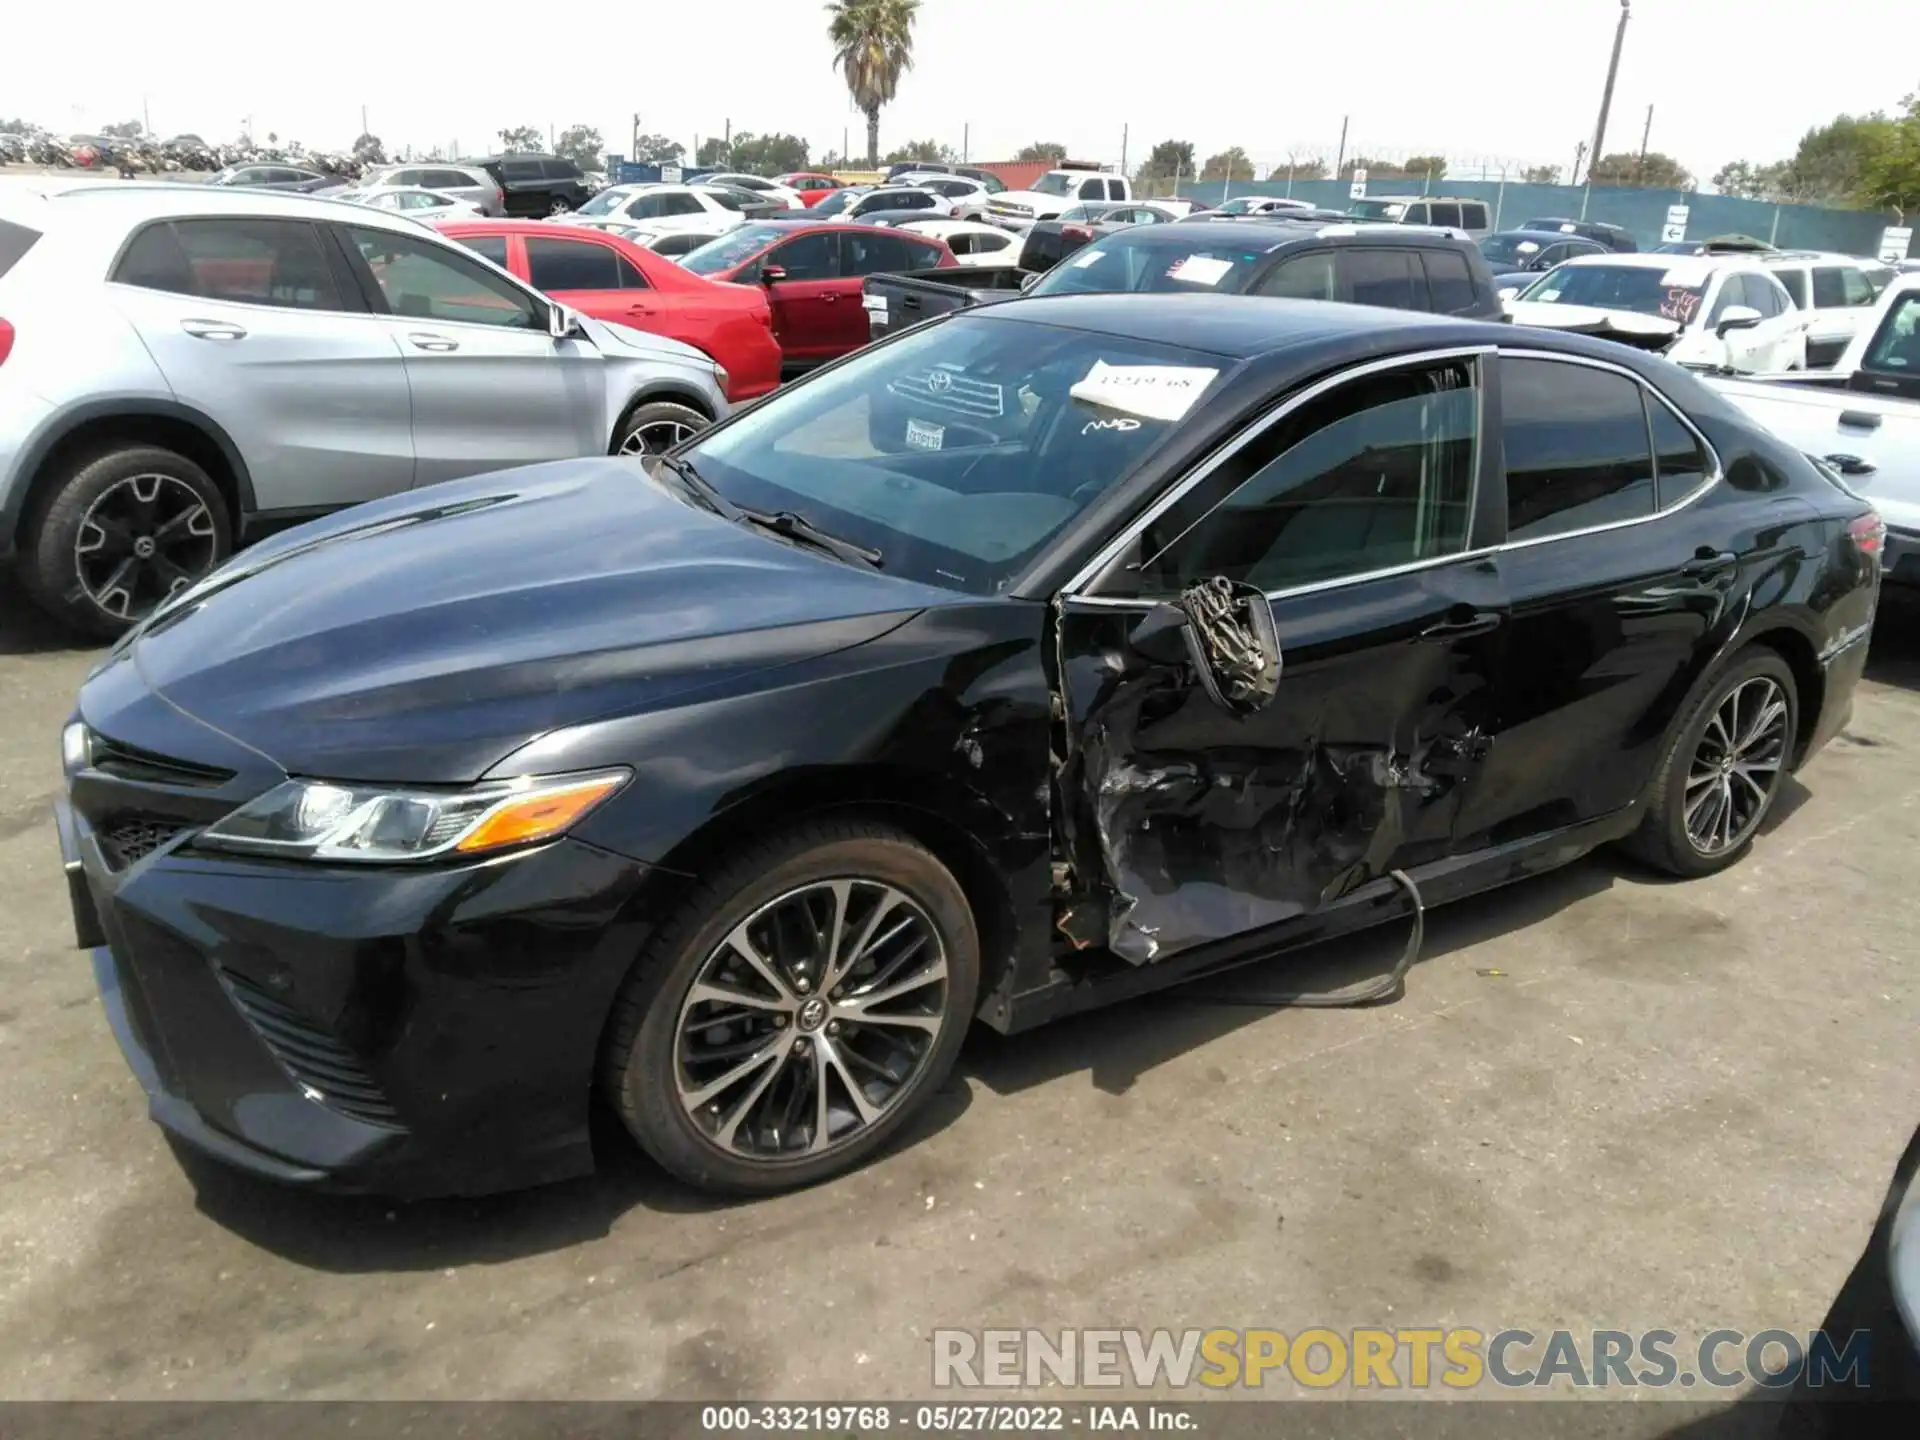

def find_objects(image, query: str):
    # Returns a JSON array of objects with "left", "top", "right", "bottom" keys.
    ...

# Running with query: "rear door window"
[
  {"left": 1107, "top": 179, "right": 1126, "bottom": 199},
  {"left": 113, "top": 218, "right": 345, "bottom": 311},
  {"left": 1500, "top": 356, "right": 1655, "bottom": 540},
  {"left": 1840, "top": 266, "right": 1875, "bottom": 307},
  {"left": 1077, "top": 179, "right": 1105, "bottom": 199},
  {"left": 1460, "top": 203, "right": 1490, "bottom": 229},
  {"left": 0, "top": 219, "right": 41, "bottom": 279},
  {"left": 1811, "top": 266, "right": 1848, "bottom": 309},
  {"left": 525, "top": 236, "right": 621, "bottom": 291},
  {"left": 502, "top": 160, "right": 542, "bottom": 181},
  {"left": 450, "top": 233, "right": 510, "bottom": 267},
  {"left": 1649, "top": 400, "right": 1713, "bottom": 508},
  {"left": 902, "top": 238, "right": 948, "bottom": 268},
  {"left": 842, "top": 229, "right": 911, "bottom": 275},
  {"left": 541, "top": 159, "right": 580, "bottom": 180},
  {"left": 1430, "top": 202, "right": 1463, "bottom": 228},
  {"left": 1421, "top": 249, "right": 1477, "bottom": 313},
  {"left": 1342, "top": 249, "right": 1422, "bottom": 310},
  {"left": 771, "top": 230, "right": 841, "bottom": 280},
  {"left": 1253, "top": 251, "right": 1336, "bottom": 300}
]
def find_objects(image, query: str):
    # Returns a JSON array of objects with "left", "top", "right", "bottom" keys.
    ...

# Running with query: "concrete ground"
[{"left": 1, "top": 583, "right": 1916, "bottom": 1408}]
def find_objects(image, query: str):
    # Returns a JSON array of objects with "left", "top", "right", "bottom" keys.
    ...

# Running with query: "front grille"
[
  {"left": 887, "top": 367, "right": 1006, "bottom": 418},
  {"left": 99, "top": 816, "right": 191, "bottom": 870},
  {"left": 90, "top": 733, "right": 234, "bottom": 788},
  {"left": 217, "top": 967, "right": 406, "bottom": 1130}
]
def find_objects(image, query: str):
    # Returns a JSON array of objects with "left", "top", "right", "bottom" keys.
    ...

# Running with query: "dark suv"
[
  {"left": 1023, "top": 218, "right": 1507, "bottom": 321},
  {"left": 471, "top": 153, "right": 594, "bottom": 217}
]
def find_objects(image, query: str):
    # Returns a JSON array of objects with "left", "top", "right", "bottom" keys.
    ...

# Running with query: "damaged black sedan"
[{"left": 60, "top": 294, "right": 1881, "bottom": 1198}]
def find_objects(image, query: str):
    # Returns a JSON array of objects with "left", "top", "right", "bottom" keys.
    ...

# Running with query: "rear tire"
[
  {"left": 20, "top": 444, "right": 231, "bottom": 639},
  {"left": 1620, "top": 648, "right": 1797, "bottom": 878},
  {"left": 599, "top": 819, "right": 979, "bottom": 1195},
  {"left": 613, "top": 400, "right": 710, "bottom": 456}
]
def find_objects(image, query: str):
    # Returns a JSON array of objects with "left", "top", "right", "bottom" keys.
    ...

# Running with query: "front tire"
[
  {"left": 600, "top": 820, "right": 979, "bottom": 1194},
  {"left": 1622, "top": 648, "right": 1797, "bottom": 878},
  {"left": 20, "top": 444, "right": 231, "bottom": 639},
  {"left": 613, "top": 400, "right": 710, "bottom": 456}
]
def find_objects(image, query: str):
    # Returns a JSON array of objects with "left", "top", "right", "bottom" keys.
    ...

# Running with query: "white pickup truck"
[
  {"left": 986, "top": 168, "right": 1131, "bottom": 230},
  {"left": 1711, "top": 274, "right": 1920, "bottom": 584}
]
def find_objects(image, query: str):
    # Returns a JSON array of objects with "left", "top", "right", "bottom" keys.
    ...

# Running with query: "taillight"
[
  {"left": 0, "top": 318, "right": 13, "bottom": 366},
  {"left": 1062, "top": 225, "right": 1092, "bottom": 241},
  {"left": 1847, "top": 511, "right": 1885, "bottom": 561}
]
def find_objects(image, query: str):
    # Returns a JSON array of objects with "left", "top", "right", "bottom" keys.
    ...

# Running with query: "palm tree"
[{"left": 826, "top": 0, "right": 920, "bottom": 167}]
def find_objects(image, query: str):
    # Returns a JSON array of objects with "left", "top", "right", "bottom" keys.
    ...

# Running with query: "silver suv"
[
  {"left": 363, "top": 163, "right": 505, "bottom": 216},
  {"left": 0, "top": 181, "right": 729, "bottom": 635}
]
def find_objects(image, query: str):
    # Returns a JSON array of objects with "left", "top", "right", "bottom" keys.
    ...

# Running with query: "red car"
[
  {"left": 681, "top": 220, "right": 955, "bottom": 370},
  {"left": 774, "top": 173, "right": 849, "bottom": 207},
  {"left": 434, "top": 219, "right": 782, "bottom": 402}
]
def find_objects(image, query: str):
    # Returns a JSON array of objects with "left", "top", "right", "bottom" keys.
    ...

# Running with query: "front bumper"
[{"left": 63, "top": 784, "right": 657, "bottom": 1199}]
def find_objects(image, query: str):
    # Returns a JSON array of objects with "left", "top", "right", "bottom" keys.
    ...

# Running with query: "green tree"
[
  {"left": 1268, "top": 156, "right": 1328, "bottom": 181},
  {"left": 352, "top": 131, "right": 386, "bottom": 165},
  {"left": 1587, "top": 150, "right": 1693, "bottom": 189},
  {"left": 1403, "top": 154, "right": 1447, "bottom": 181},
  {"left": 1015, "top": 140, "right": 1068, "bottom": 164},
  {"left": 827, "top": 0, "right": 920, "bottom": 167},
  {"left": 1200, "top": 146, "right": 1255, "bottom": 182},
  {"left": 882, "top": 137, "right": 950, "bottom": 166},
  {"left": 733, "top": 132, "right": 813, "bottom": 174},
  {"left": 497, "top": 125, "right": 544, "bottom": 154},
  {"left": 1859, "top": 91, "right": 1920, "bottom": 212},
  {"left": 0, "top": 118, "right": 33, "bottom": 135},
  {"left": 696, "top": 135, "right": 733, "bottom": 168},
  {"left": 554, "top": 125, "right": 603, "bottom": 172},
  {"left": 1783, "top": 113, "right": 1894, "bottom": 205},
  {"left": 100, "top": 120, "right": 145, "bottom": 139},
  {"left": 1519, "top": 164, "right": 1560, "bottom": 184},
  {"left": 1712, "top": 159, "right": 1787, "bottom": 200},
  {"left": 632, "top": 133, "right": 686, "bottom": 165}
]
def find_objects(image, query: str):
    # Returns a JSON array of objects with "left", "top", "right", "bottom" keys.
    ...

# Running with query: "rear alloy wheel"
[
  {"left": 1622, "top": 649, "right": 1797, "bottom": 878},
  {"left": 22, "top": 444, "right": 230, "bottom": 639},
  {"left": 614, "top": 401, "right": 710, "bottom": 457},
  {"left": 601, "top": 822, "right": 978, "bottom": 1193}
]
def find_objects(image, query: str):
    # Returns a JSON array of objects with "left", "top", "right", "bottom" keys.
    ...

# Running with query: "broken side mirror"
[{"left": 1126, "top": 577, "right": 1283, "bottom": 717}]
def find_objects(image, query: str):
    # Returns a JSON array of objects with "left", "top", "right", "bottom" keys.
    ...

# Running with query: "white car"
[
  {"left": 1760, "top": 251, "right": 1898, "bottom": 368},
  {"left": 986, "top": 168, "right": 1132, "bottom": 229},
  {"left": 1506, "top": 253, "right": 1809, "bottom": 374},
  {"left": 340, "top": 185, "right": 484, "bottom": 219},
  {"left": 696, "top": 173, "right": 804, "bottom": 210},
  {"left": 895, "top": 172, "right": 994, "bottom": 220},
  {"left": 1207, "top": 196, "right": 1321, "bottom": 218},
  {"left": 897, "top": 218, "right": 1024, "bottom": 267},
  {"left": 560, "top": 184, "right": 748, "bottom": 235}
]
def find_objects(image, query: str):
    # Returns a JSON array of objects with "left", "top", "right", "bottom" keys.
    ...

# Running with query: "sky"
[{"left": 7, "top": 0, "right": 1915, "bottom": 186}]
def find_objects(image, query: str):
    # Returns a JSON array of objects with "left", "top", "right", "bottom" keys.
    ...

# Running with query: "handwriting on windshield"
[{"left": 1660, "top": 289, "right": 1701, "bottom": 324}]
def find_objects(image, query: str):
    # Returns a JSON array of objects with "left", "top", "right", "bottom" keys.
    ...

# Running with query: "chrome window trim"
[{"left": 1060, "top": 344, "right": 1725, "bottom": 611}]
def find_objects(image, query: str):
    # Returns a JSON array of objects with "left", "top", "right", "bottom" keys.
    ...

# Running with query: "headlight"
[
  {"left": 62, "top": 722, "right": 91, "bottom": 774},
  {"left": 711, "top": 361, "right": 730, "bottom": 392},
  {"left": 196, "top": 768, "right": 629, "bottom": 863}
]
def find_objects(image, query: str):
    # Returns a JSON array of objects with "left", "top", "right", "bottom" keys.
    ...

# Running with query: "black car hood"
[{"left": 120, "top": 459, "right": 955, "bottom": 783}]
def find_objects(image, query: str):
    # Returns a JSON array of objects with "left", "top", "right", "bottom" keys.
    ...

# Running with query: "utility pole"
[
  {"left": 1585, "top": 0, "right": 1631, "bottom": 185},
  {"left": 1120, "top": 123, "right": 1128, "bottom": 176},
  {"left": 1572, "top": 140, "right": 1588, "bottom": 189},
  {"left": 143, "top": 96, "right": 151, "bottom": 135},
  {"left": 962, "top": 122, "right": 969, "bottom": 164},
  {"left": 632, "top": 112, "right": 641, "bottom": 158},
  {"left": 1634, "top": 103, "right": 1653, "bottom": 184},
  {"left": 1334, "top": 115, "right": 1350, "bottom": 176}
]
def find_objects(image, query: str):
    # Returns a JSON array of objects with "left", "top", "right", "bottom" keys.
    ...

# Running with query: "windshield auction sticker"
[{"left": 1069, "top": 362, "right": 1220, "bottom": 423}]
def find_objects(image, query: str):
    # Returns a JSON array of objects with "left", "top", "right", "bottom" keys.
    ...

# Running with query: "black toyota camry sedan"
[{"left": 59, "top": 294, "right": 1882, "bottom": 1198}]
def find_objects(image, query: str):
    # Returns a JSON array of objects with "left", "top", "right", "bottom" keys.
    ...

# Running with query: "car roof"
[
  {"left": 1489, "top": 228, "right": 1602, "bottom": 240},
  {"left": 0, "top": 178, "right": 448, "bottom": 233},
  {"left": 1555, "top": 252, "right": 1762, "bottom": 276},
  {"left": 972, "top": 293, "right": 1493, "bottom": 360},
  {"left": 1129, "top": 217, "right": 1474, "bottom": 249}
]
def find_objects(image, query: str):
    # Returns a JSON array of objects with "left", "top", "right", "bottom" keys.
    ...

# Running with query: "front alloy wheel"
[
  {"left": 673, "top": 880, "right": 949, "bottom": 1160},
  {"left": 75, "top": 472, "right": 218, "bottom": 621},
  {"left": 1684, "top": 675, "right": 1789, "bottom": 857}
]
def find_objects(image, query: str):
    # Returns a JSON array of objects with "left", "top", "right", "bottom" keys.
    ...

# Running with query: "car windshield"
[
  {"left": 1025, "top": 232, "right": 1271, "bottom": 296},
  {"left": 681, "top": 224, "right": 786, "bottom": 275},
  {"left": 1030, "top": 174, "right": 1080, "bottom": 197},
  {"left": 1215, "top": 197, "right": 1266, "bottom": 215},
  {"left": 576, "top": 188, "right": 638, "bottom": 216},
  {"left": 1862, "top": 293, "right": 1920, "bottom": 372},
  {"left": 812, "top": 189, "right": 860, "bottom": 216},
  {"left": 676, "top": 313, "right": 1227, "bottom": 594},
  {"left": 1348, "top": 199, "right": 1408, "bottom": 220},
  {"left": 1480, "top": 234, "right": 1546, "bottom": 265},
  {"left": 1518, "top": 263, "right": 1708, "bottom": 322}
]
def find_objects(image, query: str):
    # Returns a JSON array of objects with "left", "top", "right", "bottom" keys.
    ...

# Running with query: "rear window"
[
  {"left": 1025, "top": 233, "right": 1271, "bottom": 296},
  {"left": 0, "top": 219, "right": 42, "bottom": 279}
]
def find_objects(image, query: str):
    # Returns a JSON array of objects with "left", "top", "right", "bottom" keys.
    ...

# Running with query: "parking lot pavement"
[{"left": 1, "top": 583, "right": 1917, "bottom": 1405}]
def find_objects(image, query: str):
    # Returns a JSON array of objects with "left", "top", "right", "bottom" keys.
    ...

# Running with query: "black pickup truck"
[{"left": 862, "top": 264, "right": 1035, "bottom": 340}]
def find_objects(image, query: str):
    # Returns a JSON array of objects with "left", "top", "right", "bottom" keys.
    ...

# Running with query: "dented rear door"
[{"left": 1054, "top": 348, "right": 1508, "bottom": 964}]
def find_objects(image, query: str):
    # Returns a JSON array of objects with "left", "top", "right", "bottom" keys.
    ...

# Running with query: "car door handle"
[
  {"left": 625, "top": 303, "right": 654, "bottom": 316},
  {"left": 1420, "top": 606, "right": 1502, "bottom": 639},
  {"left": 406, "top": 333, "right": 460, "bottom": 352},
  {"left": 1681, "top": 548, "right": 1739, "bottom": 578},
  {"left": 820, "top": 293, "right": 839, "bottom": 303},
  {"left": 180, "top": 319, "right": 246, "bottom": 341},
  {"left": 1823, "top": 453, "right": 1876, "bottom": 476}
]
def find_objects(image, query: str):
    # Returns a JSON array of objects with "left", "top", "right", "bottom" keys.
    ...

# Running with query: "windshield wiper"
[
  {"left": 646, "top": 453, "right": 739, "bottom": 519},
  {"left": 739, "top": 507, "right": 883, "bottom": 569}
]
